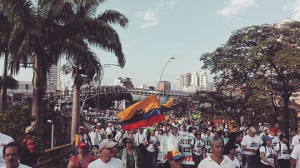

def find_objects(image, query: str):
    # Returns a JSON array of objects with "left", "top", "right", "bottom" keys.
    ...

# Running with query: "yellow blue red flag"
[{"left": 116, "top": 94, "right": 173, "bottom": 130}]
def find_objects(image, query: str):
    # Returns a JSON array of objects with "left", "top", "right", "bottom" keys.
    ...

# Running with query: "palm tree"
[
  {"left": 60, "top": 1, "right": 128, "bottom": 139},
  {"left": 0, "top": 0, "right": 128, "bottom": 132},
  {"left": 0, "top": 10, "right": 12, "bottom": 112}
]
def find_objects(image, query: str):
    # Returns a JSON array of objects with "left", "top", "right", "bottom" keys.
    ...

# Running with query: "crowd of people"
[
  {"left": 65, "top": 117, "right": 300, "bottom": 168},
  {"left": 1, "top": 117, "right": 300, "bottom": 168}
]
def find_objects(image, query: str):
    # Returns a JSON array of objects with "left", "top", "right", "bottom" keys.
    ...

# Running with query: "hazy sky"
[{"left": 1, "top": 0, "right": 300, "bottom": 90}]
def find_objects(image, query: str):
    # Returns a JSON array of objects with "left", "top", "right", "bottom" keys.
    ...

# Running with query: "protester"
[
  {"left": 190, "top": 131, "right": 206, "bottom": 168},
  {"left": 20, "top": 126, "right": 45, "bottom": 167},
  {"left": 197, "top": 136, "right": 234, "bottom": 167},
  {"left": 89, "top": 125, "right": 101, "bottom": 149},
  {"left": 165, "top": 122, "right": 180, "bottom": 152},
  {"left": 145, "top": 128, "right": 159, "bottom": 168},
  {"left": 228, "top": 132, "right": 243, "bottom": 167},
  {"left": 260, "top": 135, "right": 277, "bottom": 168},
  {"left": 115, "top": 129, "right": 127, "bottom": 151},
  {"left": 275, "top": 134, "right": 291, "bottom": 168},
  {"left": 0, "top": 126, "right": 14, "bottom": 167},
  {"left": 134, "top": 128, "right": 146, "bottom": 166},
  {"left": 67, "top": 143, "right": 94, "bottom": 168},
  {"left": 268, "top": 127, "right": 279, "bottom": 148},
  {"left": 87, "top": 139, "right": 122, "bottom": 168},
  {"left": 1, "top": 142, "right": 31, "bottom": 168},
  {"left": 117, "top": 138, "right": 143, "bottom": 168},
  {"left": 292, "top": 128, "right": 300, "bottom": 148},
  {"left": 223, "top": 143, "right": 240, "bottom": 168},
  {"left": 241, "top": 127, "right": 261, "bottom": 168},
  {"left": 164, "top": 150, "right": 185, "bottom": 168}
]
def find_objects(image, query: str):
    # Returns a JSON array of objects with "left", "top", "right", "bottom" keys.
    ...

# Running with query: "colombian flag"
[{"left": 116, "top": 94, "right": 173, "bottom": 130}]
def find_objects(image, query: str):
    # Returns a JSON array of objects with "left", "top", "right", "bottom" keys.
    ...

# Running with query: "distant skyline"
[{"left": 1, "top": 0, "right": 300, "bottom": 90}]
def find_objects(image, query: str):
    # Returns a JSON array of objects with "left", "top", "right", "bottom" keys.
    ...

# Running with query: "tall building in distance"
[
  {"left": 180, "top": 71, "right": 207, "bottom": 91},
  {"left": 156, "top": 81, "right": 171, "bottom": 91},
  {"left": 47, "top": 59, "right": 61, "bottom": 93}
]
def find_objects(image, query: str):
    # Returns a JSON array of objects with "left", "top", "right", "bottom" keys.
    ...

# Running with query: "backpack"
[{"left": 278, "top": 142, "right": 290, "bottom": 156}]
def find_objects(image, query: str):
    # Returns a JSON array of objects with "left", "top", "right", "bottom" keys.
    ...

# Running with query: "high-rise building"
[
  {"left": 156, "top": 81, "right": 171, "bottom": 91},
  {"left": 47, "top": 59, "right": 61, "bottom": 93},
  {"left": 180, "top": 71, "right": 207, "bottom": 91},
  {"left": 180, "top": 73, "right": 191, "bottom": 91}
]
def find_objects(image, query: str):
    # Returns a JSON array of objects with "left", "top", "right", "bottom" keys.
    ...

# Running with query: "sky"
[{"left": 1, "top": 0, "right": 300, "bottom": 90}]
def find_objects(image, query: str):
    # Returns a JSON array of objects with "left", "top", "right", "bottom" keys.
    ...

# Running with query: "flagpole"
[{"left": 158, "top": 57, "right": 175, "bottom": 102}]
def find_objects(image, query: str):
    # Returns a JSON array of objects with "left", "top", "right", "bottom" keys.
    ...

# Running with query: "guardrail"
[{"left": 35, "top": 143, "right": 72, "bottom": 168}]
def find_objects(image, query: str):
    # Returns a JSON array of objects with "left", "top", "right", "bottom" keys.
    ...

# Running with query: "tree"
[
  {"left": 200, "top": 22, "right": 300, "bottom": 138},
  {"left": 60, "top": 0, "right": 128, "bottom": 139}
]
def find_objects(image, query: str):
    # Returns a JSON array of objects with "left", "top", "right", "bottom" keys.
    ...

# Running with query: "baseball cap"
[
  {"left": 263, "top": 127, "right": 268, "bottom": 131},
  {"left": 25, "top": 126, "right": 34, "bottom": 134},
  {"left": 263, "top": 135, "right": 272, "bottom": 141},
  {"left": 149, "top": 127, "right": 155, "bottom": 131},
  {"left": 276, "top": 129, "right": 281, "bottom": 133},
  {"left": 91, "top": 125, "right": 95, "bottom": 129},
  {"left": 269, "top": 127, "right": 276, "bottom": 132},
  {"left": 167, "top": 150, "right": 185, "bottom": 160},
  {"left": 78, "top": 142, "right": 87, "bottom": 149},
  {"left": 97, "top": 123, "right": 102, "bottom": 126},
  {"left": 99, "top": 139, "right": 117, "bottom": 150}
]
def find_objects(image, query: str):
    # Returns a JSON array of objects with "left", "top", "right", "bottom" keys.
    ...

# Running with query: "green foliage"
[{"left": 0, "top": 100, "right": 32, "bottom": 143}]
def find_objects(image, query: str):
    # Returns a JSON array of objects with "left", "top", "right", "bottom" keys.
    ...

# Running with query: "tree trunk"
[
  {"left": 31, "top": 55, "right": 43, "bottom": 126},
  {"left": 283, "top": 97, "right": 290, "bottom": 140},
  {"left": 71, "top": 69, "right": 81, "bottom": 140},
  {"left": 0, "top": 51, "right": 8, "bottom": 113}
]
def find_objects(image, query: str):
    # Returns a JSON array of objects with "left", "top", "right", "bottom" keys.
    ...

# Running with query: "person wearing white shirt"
[
  {"left": 0, "top": 130, "right": 14, "bottom": 167},
  {"left": 198, "top": 136, "right": 234, "bottom": 168},
  {"left": 275, "top": 134, "right": 291, "bottom": 168},
  {"left": 292, "top": 128, "right": 300, "bottom": 148},
  {"left": 89, "top": 125, "right": 101, "bottom": 149},
  {"left": 224, "top": 143, "right": 240, "bottom": 168},
  {"left": 178, "top": 125, "right": 188, "bottom": 136},
  {"left": 1, "top": 142, "right": 30, "bottom": 168},
  {"left": 165, "top": 124, "right": 180, "bottom": 152},
  {"left": 241, "top": 127, "right": 261, "bottom": 168}
]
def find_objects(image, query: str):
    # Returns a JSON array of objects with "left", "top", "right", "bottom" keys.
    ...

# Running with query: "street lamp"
[{"left": 158, "top": 57, "right": 175, "bottom": 101}]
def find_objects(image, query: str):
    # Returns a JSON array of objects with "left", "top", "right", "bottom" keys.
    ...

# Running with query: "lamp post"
[{"left": 158, "top": 57, "right": 175, "bottom": 101}]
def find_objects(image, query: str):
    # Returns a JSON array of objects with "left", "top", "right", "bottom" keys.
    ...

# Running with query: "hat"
[
  {"left": 262, "top": 135, "right": 272, "bottom": 141},
  {"left": 263, "top": 127, "right": 269, "bottom": 131},
  {"left": 279, "top": 134, "right": 287, "bottom": 140},
  {"left": 269, "top": 127, "right": 276, "bottom": 132},
  {"left": 78, "top": 142, "right": 87, "bottom": 149},
  {"left": 97, "top": 123, "right": 102, "bottom": 126},
  {"left": 276, "top": 129, "right": 281, "bottom": 133},
  {"left": 108, "top": 123, "right": 112, "bottom": 126},
  {"left": 167, "top": 150, "right": 184, "bottom": 160},
  {"left": 91, "top": 125, "right": 96, "bottom": 129},
  {"left": 79, "top": 126, "right": 84, "bottom": 130},
  {"left": 99, "top": 139, "right": 117, "bottom": 150},
  {"left": 25, "top": 126, "right": 34, "bottom": 134},
  {"left": 149, "top": 127, "right": 155, "bottom": 131}
]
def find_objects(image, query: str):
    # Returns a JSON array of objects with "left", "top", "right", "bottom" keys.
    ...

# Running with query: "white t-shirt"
[
  {"left": 241, "top": 135, "right": 261, "bottom": 155},
  {"left": 146, "top": 135, "right": 159, "bottom": 152},
  {"left": 292, "top": 135, "right": 300, "bottom": 147},
  {"left": 87, "top": 158, "right": 123, "bottom": 168},
  {"left": 0, "top": 133, "right": 14, "bottom": 167},
  {"left": 178, "top": 130, "right": 188, "bottom": 136},
  {"left": 291, "top": 144, "right": 300, "bottom": 168},
  {"left": 191, "top": 138, "right": 205, "bottom": 155},
  {"left": 0, "top": 163, "right": 31, "bottom": 168},
  {"left": 197, "top": 155, "right": 234, "bottom": 168},
  {"left": 89, "top": 131, "right": 101, "bottom": 146},
  {"left": 167, "top": 133, "right": 179, "bottom": 151},
  {"left": 260, "top": 146, "right": 275, "bottom": 166},
  {"left": 276, "top": 142, "right": 292, "bottom": 160},
  {"left": 105, "top": 127, "right": 112, "bottom": 135},
  {"left": 135, "top": 132, "right": 146, "bottom": 145},
  {"left": 224, "top": 155, "right": 240, "bottom": 168}
]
